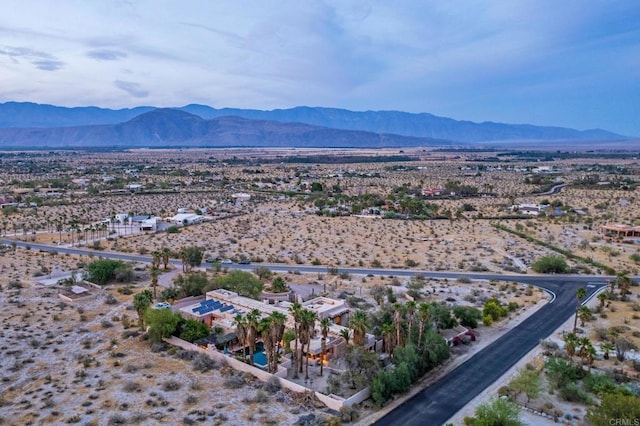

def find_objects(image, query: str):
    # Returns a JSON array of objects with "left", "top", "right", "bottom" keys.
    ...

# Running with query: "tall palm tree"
[
  {"left": 586, "top": 344, "right": 597, "bottom": 371},
  {"left": 573, "top": 287, "right": 587, "bottom": 332},
  {"left": 289, "top": 302, "right": 303, "bottom": 378},
  {"left": 406, "top": 300, "right": 416, "bottom": 339},
  {"left": 234, "top": 314, "right": 248, "bottom": 360},
  {"left": 350, "top": 310, "right": 369, "bottom": 346},
  {"left": 392, "top": 303, "right": 405, "bottom": 348},
  {"left": 269, "top": 311, "right": 287, "bottom": 373},
  {"left": 319, "top": 318, "right": 331, "bottom": 376},
  {"left": 578, "top": 337, "right": 592, "bottom": 365},
  {"left": 417, "top": 302, "right": 431, "bottom": 348},
  {"left": 151, "top": 251, "right": 161, "bottom": 269},
  {"left": 381, "top": 322, "right": 395, "bottom": 355},
  {"left": 150, "top": 266, "right": 160, "bottom": 299},
  {"left": 258, "top": 317, "right": 275, "bottom": 372},
  {"left": 299, "top": 309, "right": 317, "bottom": 380},
  {"left": 133, "top": 290, "right": 153, "bottom": 330},
  {"left": 246, "top": 309, "right": 262, "bottom": 366}
]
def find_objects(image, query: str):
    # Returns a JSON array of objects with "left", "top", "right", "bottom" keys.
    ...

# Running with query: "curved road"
[{"left": 1, "top": 237, "right": 619, "bottom": 425}]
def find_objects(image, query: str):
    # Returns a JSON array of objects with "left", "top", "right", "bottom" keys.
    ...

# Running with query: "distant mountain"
[
  {"left": 0, "top": 101, "right": 154, "bottom": 128},
  {"left": 0, "top": 108, "right": 446, "bottom": 148},
  {"left": 177, "top": 105, "right": 625, "bottom": 143},
  {"left": 0, "top": 102, "right": 627, "bottom": 144}
]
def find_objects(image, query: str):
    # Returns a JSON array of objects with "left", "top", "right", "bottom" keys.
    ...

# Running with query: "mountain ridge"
[
  {"left": 0, "top": 108, "right": 448, "bottom": 149},
  {"left": 0, "top": 101, "right": 629, "bottom": 146}
]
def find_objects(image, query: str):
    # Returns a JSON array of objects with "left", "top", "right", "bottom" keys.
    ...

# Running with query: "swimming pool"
[{"left": 253, "top": 351, "right": 268, "bottom": 368}]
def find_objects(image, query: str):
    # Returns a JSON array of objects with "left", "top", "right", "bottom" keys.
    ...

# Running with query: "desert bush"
[
  {"left": 192, "top": 353, "right": 217, "bottom": 372},
  {"left": 123, "top": 381, "right": 142, "bottom": 393},
  {"left": 223, "top": 376, "right": 245, "bottom": 389},
  {"left": 162, "top": 380, "right": 181, "bottom": 392},
  {"left": 264, "top": 376, "right": 281, "bottom": 393}
]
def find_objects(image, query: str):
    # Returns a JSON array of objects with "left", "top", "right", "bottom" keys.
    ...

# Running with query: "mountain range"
[{"left": 0, "top": 101, "right": 629, "bottom": 149}]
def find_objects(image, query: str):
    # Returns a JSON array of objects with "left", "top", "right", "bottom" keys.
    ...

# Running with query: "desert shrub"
[
  {"left": 264, "top": 376, "right": 280, "bottom": 393},
  {"left": 192, "top": 353, "right": 217, "bottom": 372},
  {"left": 107, "top": 414, "right": 127, "bottom": 425},
  {"left": 161, "top": 380, "right": 181, "bottom": 392},
  {"left": 532, "top": 255, "right": 569, "bottom": 273},
  {"left": 123, "top": 381, "right": 142, "bottom": 393},
  {"left": 104, "top": 294, "right": 118, "bottom": 305},
  {"left": 223, "top": 376, "right": 245, "bottom": 389},
  {"left": 584, "top": 373, "right": 617, "bottom": 396},
  {"left": 482, "top": 315, "right": 493, "bottom": 326},
  {"left": 559, "top": 382, "right": 593, "bottom": 404}
]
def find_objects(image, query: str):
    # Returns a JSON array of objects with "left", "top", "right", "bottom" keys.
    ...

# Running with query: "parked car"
[
  {"left": 238, "top": 259, "right": 251, "bottom": 264},
  {"left": 152, "top": 302, "right": 171, "bottom": 310}
]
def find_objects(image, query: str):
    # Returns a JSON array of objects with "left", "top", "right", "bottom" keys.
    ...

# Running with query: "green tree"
[
  {"left": 179, "top": 319, "right": 211, "bottom": 342},
  {"left": 207, "top": 270, "right": 264, "bottom": 299},
  {"left": 473, "top": 398, "right": 522, "bottom": 426},
  {"left": 417, "top": 302, "right": 431, "bottom": 348},
  {"left": 587, "top": 393, "right": 640, "bottom": 426},
  {"left": 133, "top": 290, "right": 153, "bottom": 329},
  {"left": 483, "top": 298, "right": 507, "bottom": 321},
  {"left": 509, "top": 369, "right": 542, "bottom": 403},
  {"left": 299, "top": 308, "right": 317, "bottom": 379},
  {"left": 254, "top": 266, "right": 272, "bottom": 280},
  {"left": 289, "top": 302, "right": 303, "bottom": 379},
  {"left": 179, "top": 246, "right": 204, "bottom": 272},
  {"left": 532, "top": 255, "right": 569, "bottom": 273},
  {"left": 270, "top": 276, "right": 288, "bottom": 293},
  {"left": 174, "top": 272, "right": 208, "bottom": 297},
  {"left": 150, "top": 266, "right": 160, "bottom": 299},
  {"left": 453, "top": 305, "right": 483, "bottom": 329},
  {"left": 86, "top": 259, "right": 128, "bottom": 285},
  {"left": 144, "top": 308, "right": 182, "bottom": 342}
]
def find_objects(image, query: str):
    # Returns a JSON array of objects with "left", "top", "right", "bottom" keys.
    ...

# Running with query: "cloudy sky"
[{"left": 1, "top": 1, "right": 638, "bottom": 135}]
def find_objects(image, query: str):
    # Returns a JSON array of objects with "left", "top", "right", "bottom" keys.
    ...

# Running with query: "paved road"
[
  {"left": 374, "top": 278, "right": 605, "bottom": 426},
  {"left": 0, "top": 237, "right": 620, "bottom": 425}
]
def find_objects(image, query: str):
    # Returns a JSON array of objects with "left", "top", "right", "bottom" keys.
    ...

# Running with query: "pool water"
[{"left": 253, "top": 351, "right": 268, "bottom": 367}]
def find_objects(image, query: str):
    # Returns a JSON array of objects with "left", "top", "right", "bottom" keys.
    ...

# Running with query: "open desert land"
[{"left": 1, "top": 148, "right": 639, "bottom": 425}]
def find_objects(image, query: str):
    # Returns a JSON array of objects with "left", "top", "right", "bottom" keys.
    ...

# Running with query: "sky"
[{"left": 1, "top": 1, "right": 638, "bottom": 136}]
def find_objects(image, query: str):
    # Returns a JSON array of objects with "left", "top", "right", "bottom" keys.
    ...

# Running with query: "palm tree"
[
  {"left": 150, "top": 266, "right": 160, "bottom": 299},
  {"left": 392, "top": 303, "right": 405, "bottom": 348},
  {"left": 417, "top": 302, "right": 431, "bottom": 348},
  {"left": 258, "top": 317, "right": 274, "bottom": 372},
  {"left": 133, "top": 290, "right": 153, "bottom": 329},
  {"left": 601, "top": 341, "right": 614, "bottom": 360},
  {"left": 586, "top": 344, "right": 597, "bottom": 371},
  {"left": 350, "top": 310, "right": 369, "bottom": 346},
  {"left": 299, "top": 309, "right": 317, "bottom": 380},
  {"left": 617, "top": 273, "right": 632, "bottom": 297},
  {"left": 269, "top": 311, "right": 287, "bottom": 373},
  {"left": 234, "top": 313, "right": 248, "bottom": 360},
  {"left": 578, "top": 337, "right": 592, "bottom": 365},
  {"left": 578, "top": 306, "right": 591, "bottom": 327},
  {"left": 289, "top": 302, "right": 302, "bottom": 378},
  {"left": 160, "top": 247, "right": 171, "bottom": 270},
  {"left": 597, "top": 292, "right": 608, "bottom": 308},
  {"left": 574, "top": 287, "right": 587, "bottom": 332},
  {"left": 151, "top": 251, "right": 161, "bottom": 268},
  {"left": 319, "top": 318, "right": 331, "bottom": 376},
  {"left": 339, "top": 328, "right": 350, "bottom": 345},
  {"left": 381, "top": 322, "right": 395, "bottom": 355},
  {"left": 406, "top": 300, "right": 416, "bottom": 338},
  {"left": 246, "top": 309, "right": 262, "bottom": 366},
  {"left": 563, "top": 332, "right": 579, "bottom": 362}
]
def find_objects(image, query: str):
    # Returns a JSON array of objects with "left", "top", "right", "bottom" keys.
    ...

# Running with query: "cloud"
[
  {"left": 0, "top": 45, "right": 64, "bottom": 71},
  {"left": 32, "top": 59, "right": 64, "bottom": 71},
  {"left": 114, "top": 80, "right": 149, "bottom": 98},
  {"left": 86, "top": 49, "right": 127, "bottom": 61}
]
